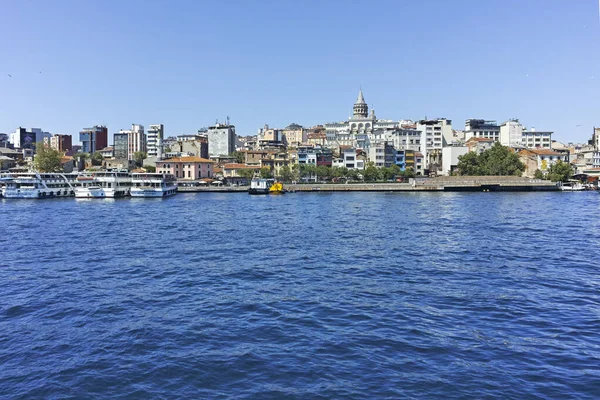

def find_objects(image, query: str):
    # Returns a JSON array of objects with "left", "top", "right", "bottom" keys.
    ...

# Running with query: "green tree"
[
  {"left": 239, "top": 168, "right": 255, "bottom": 179},
  {"left": 33, "top": 143, "right": 63, "bottom": 172},
  {"left": 133, "top": 151, "right": 147, "bottom": 167},
  {"left": 299, "top": 164, "right": 317, "bottom": 181},
  {"left": 143, "top": 165, "right": 156, "bottom": 172},
  {"left": 456, "top": 152, "right": 482, "bottom": 175},
  {"left": 278, "top": 165, "right": 293, "bottom": 182},
  {"left": 230, "top": 151, "right": 245, "bottom": 164},
  {"left": 315, "top": 165, "right": 330, "bottom": 181},
  {"left": 534, "top": 169, "right": 544, "bottom": 179},
  {"left": 403, "top": 167, "right": 416, "bottom": 178},
  {"left": 260, "top": 167, "right": 273, "bottom": 178},
  {"left": 91, "top": 151, "right": 104, "bottom": 166},
  {"left": 479, "top": 142, "right": 524, "bottom": 176},
  {"left": 346, "top": 168, "right": 361, "bottom": 181},
  {"left": 457, "top": 143, "right": 524, "bottom": 176},
  {"left": 291, "top": 163, "right": 300, "bottom": 181},
  {"left": 363, "top": 165, "right": 382, "bottom": 182},
  {"left": 546, "top": 160, "right": 573, "bottom": 182}
]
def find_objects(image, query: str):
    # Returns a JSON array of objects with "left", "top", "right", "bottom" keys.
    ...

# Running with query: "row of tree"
[
  {"left": 456, "top": 142, "right": 525, "bottom": 176},
  {"left": 258, "top": 163, "right": 416, "bottom": 183}
]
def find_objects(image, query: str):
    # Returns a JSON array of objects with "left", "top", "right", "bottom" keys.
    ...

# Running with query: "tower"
[{"left": 353, "top": 89, "right": 368, "bottom": 119}]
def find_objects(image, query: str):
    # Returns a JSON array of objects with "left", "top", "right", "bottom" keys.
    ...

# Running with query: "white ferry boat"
[
  {"left": 74, "top": 171, "right": 132, "bottom": 198},
  {"left": 130, "top": 173, "right": 177, "bottom": 197},
  {"left": 559, "top": 181, "right": 585, "bottom": 191},
  {"left": 0, "top": 173, "right": 76, "bottom": 199}
]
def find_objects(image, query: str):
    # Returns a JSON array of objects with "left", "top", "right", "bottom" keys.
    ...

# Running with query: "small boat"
[
  {"left": 248, "top": 178, "right": 285, "bottom": 195},
  {"left": 559, "top": 181, "right": 585, "bottom": 191},
  {"left": 130, "top": 173, "right": 177, "bottom": 197},
  {"left": 269, "top": 181, "right": 284, "bottom": 194}
]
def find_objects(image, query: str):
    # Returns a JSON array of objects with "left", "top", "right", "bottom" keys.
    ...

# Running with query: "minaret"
[{"left": 353, "top": 89, "right": 368, "bottom": 119}]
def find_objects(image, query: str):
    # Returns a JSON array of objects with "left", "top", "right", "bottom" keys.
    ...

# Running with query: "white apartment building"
[
  {"left": 464, "top": 119, "right": 500, "bottom": 142},
  {"left": 207, "top": 123, "right": 236, "bottom": 156},
  {"left": 416, "top": 119, "right": 452, "bottom": 171},
  {"left": 500, "top": 119, "right": 524, "bottom": 147},
  {"left": 147, "top": 124, "right": 163, "bottom": 158},
  {"left": 522, "top": 128, "right": 552, "bottom": 149}
]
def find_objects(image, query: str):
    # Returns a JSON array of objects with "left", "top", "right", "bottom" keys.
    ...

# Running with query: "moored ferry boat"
[
  {"left": 75, "top": 171, "right": 132, "bottom": 198},
  {"left": 248, "top": 178, "right": 285, "bottom": 194},
  {"left": 130, "top": 173, "right": 177, "bottom": 197},
  {"left": 0, "top": 173, "right": 75, "bottom": 199}
]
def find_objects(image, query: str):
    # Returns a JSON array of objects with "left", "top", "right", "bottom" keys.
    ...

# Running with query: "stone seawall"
[{"left": 175, "top": 177, "right": 559, "bottom": 193}]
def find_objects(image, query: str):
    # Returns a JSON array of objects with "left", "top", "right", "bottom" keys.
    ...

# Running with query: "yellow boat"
[{"left": 269, "top": 181, "right": 285, "bottom": 194}]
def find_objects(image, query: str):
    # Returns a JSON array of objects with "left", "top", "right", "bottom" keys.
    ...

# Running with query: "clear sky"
[{"left": 1, "top": 0, "right": 599, "bottom": 143}]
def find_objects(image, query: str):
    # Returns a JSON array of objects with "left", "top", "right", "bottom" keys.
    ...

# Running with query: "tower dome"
[{"left": 353, "top": 89, "right": 368, "bottom": 119}]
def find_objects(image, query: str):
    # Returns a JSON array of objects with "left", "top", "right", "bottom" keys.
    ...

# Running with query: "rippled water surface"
[{"left": 1, "top": 192, "right": 600, "bottom": 399}]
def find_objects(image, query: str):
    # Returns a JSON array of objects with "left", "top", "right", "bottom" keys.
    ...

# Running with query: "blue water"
[{"left": 1, "top": 192, "right": 599, "bottom": 399}]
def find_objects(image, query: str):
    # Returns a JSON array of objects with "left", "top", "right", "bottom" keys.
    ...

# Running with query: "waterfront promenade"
[{"left": 176, "top": 176, "right": 559, "bottom": 193}]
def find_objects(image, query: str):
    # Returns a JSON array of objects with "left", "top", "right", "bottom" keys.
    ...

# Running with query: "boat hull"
[
  {"left": 130, "top": 187, "right": 177, "bottom": 197},
  {"left": 75, "top": 188, "right": 129, "bottom": 198},
  {"left": 2, "top": 189, "right": 74, "bottom": 199}
]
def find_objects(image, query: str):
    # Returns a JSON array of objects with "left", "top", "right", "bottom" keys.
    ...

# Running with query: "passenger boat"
[
  {"left": 74, "top": 171, "right": 132, "bottom": 198},
  {"left": 248, "top": 178, "right": 285, "bottom": 195},
  {"left": 0, "top": 173, "right": 75, "bottom": 199},
  {"left": 130, "top": 173, "right": 177, "bottom": 197},
  {"left": 559, "top": 181, "right": 585, "bottom": 191}
]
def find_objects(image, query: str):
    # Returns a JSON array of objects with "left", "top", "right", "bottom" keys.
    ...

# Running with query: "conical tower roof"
[{"left": 356, "top": 89, "right": 366, "bottom": 105}]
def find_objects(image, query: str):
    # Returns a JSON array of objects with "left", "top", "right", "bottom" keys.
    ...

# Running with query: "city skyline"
[{"left": 1, "top": 0, "right": 599, "bottom": 143}]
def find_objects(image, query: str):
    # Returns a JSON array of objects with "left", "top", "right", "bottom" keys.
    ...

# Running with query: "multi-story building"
[
  {"left": 117, "top": 124, "right": 146, "bottom": 160},
  {"left": 368, "top": 142, "right": 396, "bottom": 168},
  {"left": 80, "top": 125, "right": 108, "bottom": 154},
  {"left": 49, "top": 134, "right": 72, "bottom": 152},
  {"left": 113, "top": 132, "right": 129, "bottom": 160},
  {"left": 207, "top": 123, "right": 236, "bottom": 156},
  {"left": 522, "top": 128, "right": 552, "bottom": 149},
  {"left": 156, "top": 156, "right": 214, "bottom": 180},
  {"left": 385, "top": 128, "right": 422, "bottom": 152},
  {"left": 147, "top": 124, "right": 164, "bottom": 158},
  {"left": 499, "top": 119, "right": 524, "bottom": 148},
  {"left": 416, "top": 118, "right": 452, "bottom": 172},
  {"left": 10, "top": 127, "right": 48, "bottom": 150},
  {"left": 282, "top": 123, "right": 306, "bottom": 147},
  {"left": 464, "top": 119, "right": 500, "bottom": 142}
]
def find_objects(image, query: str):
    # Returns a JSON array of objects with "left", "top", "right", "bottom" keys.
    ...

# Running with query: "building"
[
  {"left": 500, "top": 119, "right": 524, "bottom": 148},
  {"left": 416, "top": 119, "right": 452, "bottom": 172},
  {"left": 324, "top": 90, "right": 400, "bottom": 150},
  {"left": 147, "top": 124, "right": 164, "bottom": 158},
  {"left": 156, "top": 156, "right": 214, "bottom": 179},
  {"left": 207, "top": 123, "right": 236, "bottom": 156},
  {"left": 518, "top": 149, "right": 568, "bottom": 177},
  {"left": 99, "top": 146, "right": 114, "bottom": 158},
  {"left": 368, "top": 142, "right": 396, "bottom": 168},
  {"left": 522, "top": 128, "right": 552, "bottom": 149},
  {"left": 464, "top": 119, "right": 500, "bottom": 142},
  {"left": 80, "top": 125, "right": 108, "bottom": 154},
  {"left": 49, "top": 134, "right": 72, "bottom": 152},
  {"left": 466, "top": 137, "right": 495, "bottom": 153},
  {"left": 117, "top": 124, "right": 146, "bottom": 160},
  {"left": 113, "top": 132, "right": 129, "bottom": 160},
  {"left": 10, "top": 127, "right": 42, "bottom": 150},
  {"left": 282, "top": 123, "right": 306, "bottom": 147},
  {"left": 441, "top": 146, "right": 468, "bottom": 176}
]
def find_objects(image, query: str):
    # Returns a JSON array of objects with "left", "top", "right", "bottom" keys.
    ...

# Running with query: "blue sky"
[{"left": 1, "top": 0, "right": 599, "bottom": 143}]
